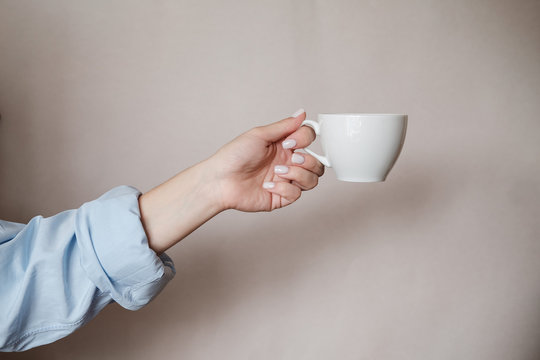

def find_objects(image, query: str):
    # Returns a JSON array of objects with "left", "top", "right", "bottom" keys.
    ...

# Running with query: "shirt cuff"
[{"left": 74, "top": 185, "right": 175, "bottom": 310}]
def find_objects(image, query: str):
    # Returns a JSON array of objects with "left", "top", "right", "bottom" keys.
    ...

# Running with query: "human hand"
[
  {"left": 140, "top": 109, "right": 325, "bottom": 253},
  {"left": 211, "top": 109, "right": 325, "bottom": 212}
]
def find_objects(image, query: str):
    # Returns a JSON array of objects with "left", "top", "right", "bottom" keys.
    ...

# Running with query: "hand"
[
  {"left": 139, "top": 109, "right": 325, "bottom": 253},
  {"left": 211, "top": 109, "right": 325, "bottom": 212}
]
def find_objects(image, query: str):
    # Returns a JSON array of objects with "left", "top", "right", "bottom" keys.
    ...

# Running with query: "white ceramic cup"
[{"left": 301, "top": 114, "right": 408, "bottom": 182}]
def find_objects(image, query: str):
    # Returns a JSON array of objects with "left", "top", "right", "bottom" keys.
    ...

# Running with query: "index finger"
[{"left": 281, "top": 124, "right": 316, "bottom": 150}]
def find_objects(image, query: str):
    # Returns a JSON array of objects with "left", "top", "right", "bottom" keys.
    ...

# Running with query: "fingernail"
[
  {"left": 274, "top": 165, "right": 289, "bottom": 174},
  {"left": 282, "top": 139, "right": 296, "bottom": 149},
  {"left": 291, "top": 108, "right": 305, "bottom": 118},
  {"left": 262, "top": 182, "right": 275, "bottom": 189},
  {"left": 291, "top": 153, "right": 305, "bottom": 164}
]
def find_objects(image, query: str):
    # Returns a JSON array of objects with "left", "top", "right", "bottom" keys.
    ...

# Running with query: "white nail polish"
[
  {"left": 274, "top": 165, "right": 289, "bottom": 174},
  {"left": 291, "top": 108, "right": 305, "bottom": 118},
  {"left": 282, "top": 139, "right": 296, "bottom": 149},
  {"left": 263, "top": 182, "right": 275, "bottom": 189},
  {"left": 291, "top": 153, "right": 305, "bottom": 164}
]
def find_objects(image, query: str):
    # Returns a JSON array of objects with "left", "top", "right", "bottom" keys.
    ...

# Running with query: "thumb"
[{"left": 256, "top": 109, "right": 306, "bottom": 143}]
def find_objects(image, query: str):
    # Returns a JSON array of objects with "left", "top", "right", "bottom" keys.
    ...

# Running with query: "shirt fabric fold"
[{"left": 0, "top": 185, "right": 175, "bottom": 352}]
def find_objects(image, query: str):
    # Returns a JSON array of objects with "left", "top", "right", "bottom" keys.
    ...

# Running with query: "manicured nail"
[
  {"left": 282, "top": 139, "right": 296, "bottom": 149},
  {"left": 274, "top": 165, "right": 289, "bottom": 174},
  {"left": 262, "top": 182, "right": 275, "bottom": 189},
  {"left": 291, "top": 153, "right": 305, "bottom": 164},
  {"left": 291, "top": 108, "right": 305, "bottom": 118}
]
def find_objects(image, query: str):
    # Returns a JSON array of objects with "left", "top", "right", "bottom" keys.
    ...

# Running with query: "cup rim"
[{"left": 319, "top": 113, "right": 407, "bottom": 117}]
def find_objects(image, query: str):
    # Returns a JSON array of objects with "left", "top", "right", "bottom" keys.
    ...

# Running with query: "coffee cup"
[{"left": 301, "top": 113, "right": 407, "bottom": 182}]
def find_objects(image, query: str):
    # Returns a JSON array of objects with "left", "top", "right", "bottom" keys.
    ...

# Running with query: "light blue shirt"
[{"left": 0, "top": 185, "right": 176, "bottom": 352}]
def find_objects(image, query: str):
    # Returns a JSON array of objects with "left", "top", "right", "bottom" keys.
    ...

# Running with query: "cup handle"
[{"left": 300, "top": 120, "right": 331, "bottom": 167}]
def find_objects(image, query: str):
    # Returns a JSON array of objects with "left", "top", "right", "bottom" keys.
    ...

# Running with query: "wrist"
[
  {"left": 139, "top": 157, "right": 226, "bottom": 254},
  {"left": 195, "top": 156, "right": 228, "bottom": 214}
]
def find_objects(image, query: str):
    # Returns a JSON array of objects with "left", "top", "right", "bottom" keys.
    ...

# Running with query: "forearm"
[{"left": 138, "top": 157, "right": 225, "bottom": 254}]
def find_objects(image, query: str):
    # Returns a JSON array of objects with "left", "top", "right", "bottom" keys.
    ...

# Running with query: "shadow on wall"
[{"left": 4, "top": 162, "right": 437, "bottom": 359}]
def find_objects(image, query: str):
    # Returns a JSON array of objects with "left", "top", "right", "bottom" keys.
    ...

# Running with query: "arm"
[
  {"left": 139, "top": 109, "right": 324, "bottom": 254},
  {"left": 0, "top": 186, "right": 175, "bottom": 352},
  {"left": 0, "top": 109, "right": 323, "bottom": 351},
  {"left": 0, "top": 111, "right": 324, "bottom": 351}
]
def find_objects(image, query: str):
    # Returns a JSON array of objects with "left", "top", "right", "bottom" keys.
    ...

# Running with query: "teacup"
[{"left": 301, "top": 113, "right": 407, "bottom": 182}]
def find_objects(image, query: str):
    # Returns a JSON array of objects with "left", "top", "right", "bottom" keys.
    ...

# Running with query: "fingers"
[
  {"left": 281, "top": 123, "right": 316, "bottom": 150},
  {"left": 251, "top": 109, "right": 306, "bottom": 143},
  {"left": 290, "top": 152, "right": 325, "bottom": 176},
  {"left": 273, "top": 165, "right": 319, "bottom": 190},
  {"left": 262, "top": 181, "right": 301, "bottom": 208}
]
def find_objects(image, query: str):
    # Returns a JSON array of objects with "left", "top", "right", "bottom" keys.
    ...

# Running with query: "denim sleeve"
[{"left": 0, "top": 186, "right": 176, "bottom": 352}]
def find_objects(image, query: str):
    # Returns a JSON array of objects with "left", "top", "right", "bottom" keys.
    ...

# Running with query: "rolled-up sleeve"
[{"left": 0, "top": 186, "right": 175, "bottom": 352}]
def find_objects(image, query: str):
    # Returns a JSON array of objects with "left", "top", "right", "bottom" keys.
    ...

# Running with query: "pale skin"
[{"left": 138, "top": 110, "right": 324, "bottom": 254}]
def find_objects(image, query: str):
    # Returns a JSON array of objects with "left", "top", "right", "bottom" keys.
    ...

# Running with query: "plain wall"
[{"left": 1, "top": 0, "right": 540, "bottom": 359}]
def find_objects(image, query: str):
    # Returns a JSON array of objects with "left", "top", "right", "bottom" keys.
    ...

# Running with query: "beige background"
[{"left": 1, "top": 0, "right": 540, "bottom": 359}]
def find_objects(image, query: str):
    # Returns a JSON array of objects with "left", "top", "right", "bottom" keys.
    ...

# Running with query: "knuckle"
[
  {"left": 319, "top": 163, "right": 325, "bottom": 176},
  {"left": 294, "top": 188, "right": 302, "bottom": 200},
  {"left": 305, "top": 175, "right": 318, "bottom": 190},
  {"left": 306, "top": 156, "right": 324, "bottom": 176},
  {"left": 311, "top": 158, "right": 324, "bottom": 175},
  {"left": 301, "top": 125, "right": 316, "bottom": 140}
]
